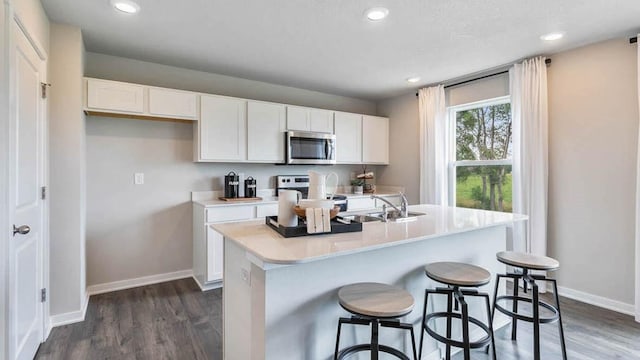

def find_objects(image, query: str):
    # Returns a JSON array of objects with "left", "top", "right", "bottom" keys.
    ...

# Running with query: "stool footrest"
[
  {"left": 423, "top": 312, "right": 492, "bottom": 349},
  {"left": 337, "top": 344, "right": 410, "bottom": 360},
  {"left": 494, "top": 295, "right": 560, "bottom": 324}
]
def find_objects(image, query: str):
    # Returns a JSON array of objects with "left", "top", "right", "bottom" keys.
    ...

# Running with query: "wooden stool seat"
[
  {"left": 338, "top": 282, "right": 414, "bottom": 318},
  {"left": 496, "top": 251, "right": 560, "bottom": 271},
  {"left": 424, "top": 262, "right": 491, "bottom": 287}
]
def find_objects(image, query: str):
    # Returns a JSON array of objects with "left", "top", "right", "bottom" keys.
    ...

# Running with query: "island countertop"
[{"left": 212, "top": 204, "right": 527, "bottom": 267}]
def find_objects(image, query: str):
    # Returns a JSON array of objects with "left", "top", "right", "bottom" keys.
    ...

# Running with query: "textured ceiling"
[{"left": 41, "top": 0, "right": 640, "bottom": 100}]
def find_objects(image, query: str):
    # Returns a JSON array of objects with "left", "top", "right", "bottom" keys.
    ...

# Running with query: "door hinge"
[
  {"left": 41, "top": 82, "right": 51, "bottom": 99},
  {"left": 41, "top": 288, "right": 47, "bottom": 302},
  {"left": 41, "top": 186, "right": 46, "bottom": 200}
]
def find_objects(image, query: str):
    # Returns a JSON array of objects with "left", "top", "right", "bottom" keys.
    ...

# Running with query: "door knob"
[{"left": 13, "top": 224, "right": 30, "bottom": 236}]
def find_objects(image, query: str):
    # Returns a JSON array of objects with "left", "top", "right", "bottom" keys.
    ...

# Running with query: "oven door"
[{"left": 286, "top": 131, "right": 336, "bottom": 165}]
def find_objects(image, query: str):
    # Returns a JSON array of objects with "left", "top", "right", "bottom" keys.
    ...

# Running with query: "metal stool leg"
[
  {"left": 459, "top": 294, "right": 471, "bottom": 360},
  {"left": 491, "top": 274, "right": 502, "bottom": 321},
  {"left": 334, "top": 318, "right": 345, "bottom": 360},
  {"left": 371, "top": 318, "right": 380, "bottom": 360},
  {"left": 550, "top": 279, "right": 568, "bottom": 360},
  {"left": 418, "top": 289, "right": 430, "bottom": 359},
  {"left": 531, "top": 279, "right": 540, "bottom": 360},
  {"left": 482, "top": 294, "right": 497, "bottom": 360},
  {"left": 445, "top": 290, "right": 453, "bottom": 360},
  {"left": 511, "top": 275, "right": 519, "bottom": 340}
]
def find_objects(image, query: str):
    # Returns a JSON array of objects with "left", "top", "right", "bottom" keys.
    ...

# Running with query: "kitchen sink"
[
  {"left": 367, "top": 210, "right": 427, "bottom": 223},
  {"left": 341, "top": 214, "right": 383, "bottom": 223}
]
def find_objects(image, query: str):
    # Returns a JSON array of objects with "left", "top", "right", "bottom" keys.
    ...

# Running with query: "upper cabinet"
[
  {"left": 86, "top": 78, "right": 144, "bottom": 114},
  {"left": 197, "top": 95, "right": 247, "bottom": 162},
  {"left": 286, "top": 106, "right": 334, "bottom": 133},
  {"left": 84, "top": 78, "right": 197, "bottom": 121},
  {"left": 247, "top": 101, "right": 286, "bottom": 163},
  {"left": 334, "top": 112, "right": 362, "bottom": 164},
  {"left": 362, "top": 115, "right": 389, "bottom": 165},
  {"left": 148, "top": 88, "right": 198, "bottom": 119}
]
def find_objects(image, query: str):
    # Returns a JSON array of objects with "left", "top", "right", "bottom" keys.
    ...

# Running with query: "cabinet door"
[
  {"left": 148, "top": 87, "right": 197, "bottom": 119},
  {"left": 86, "top": 78, "right": 144, "bottom": 113},
  {"left": 334, "top": 112, "right": 362, "bottom": 163},
  {"left": 362, "top": 115, "right": 389, "bottom": 164},
  {"left": 200, "top": 95, "right": 247, "bottom": 161},
  {"left": 207, "top": 227, "right": 224, "bottom": 282},
  {"left": 310, "top": 108, "right": 334, "bottom": 133},
  {"left": 286, "top": 106, "right": 310, "bottom": 131},
  {"left": 247, "top": 101, "right": 286, "bottom": 162}
]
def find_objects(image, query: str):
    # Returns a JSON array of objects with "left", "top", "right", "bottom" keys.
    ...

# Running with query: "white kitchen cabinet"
[
  {"left": 247, "top": 101, "right": 286, "bottom": 163},
  {"left": 193, "top": 203, "right": 258, "bottom": 290},
  {"left": 86, "top": 78, "right": 144, "bottom": 114},
  {"left": 310, "top": 108, "right": 334, "bottom": 133},
  {"left": 198, "top": 95, "right": 247, "bottom": 161},
  {"left": 148, "top": 87, "right": 198, "bottom": 119},
  {"left": 334, "top": 112, "right": 362, "bottom": 164},
  {"left": 286, "top": 106, "right": 310, "bottom": 131},
  {"left": 362, "top": 115, "right": 389, "bottom": 164},
  {"left": 286, "top": 106, "right": 334, "bottom": 133}
]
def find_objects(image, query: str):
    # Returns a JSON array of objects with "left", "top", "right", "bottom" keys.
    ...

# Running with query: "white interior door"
[{"left": 9, "top": 20, "right": 46, "bottom": 360}]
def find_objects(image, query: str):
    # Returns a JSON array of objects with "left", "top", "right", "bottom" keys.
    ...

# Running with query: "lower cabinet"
[{"left": 193, "top": 202, "right": 278, "bottom": 290}]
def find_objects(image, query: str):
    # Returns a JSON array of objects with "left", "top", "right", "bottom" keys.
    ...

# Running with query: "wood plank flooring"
[{"left": 36, "top": 278, "right": 640, "bottom": 359}]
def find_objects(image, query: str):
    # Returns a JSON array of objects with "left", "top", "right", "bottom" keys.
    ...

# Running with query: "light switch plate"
[
  {"left": 134, "top": 173, "right": 144, "bottom": 185},
  {"left": 241, "top": 268, "right": 251, "bottom": 286}
]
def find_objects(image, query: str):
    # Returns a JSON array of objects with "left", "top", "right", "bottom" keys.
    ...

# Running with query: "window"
[{"left": 448, "top": 96, "right": 512, "bottom": 212}]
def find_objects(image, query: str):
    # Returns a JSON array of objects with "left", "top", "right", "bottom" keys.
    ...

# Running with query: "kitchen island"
[{"left": 213, "top": 205, "right": 527, "bottom": 360}]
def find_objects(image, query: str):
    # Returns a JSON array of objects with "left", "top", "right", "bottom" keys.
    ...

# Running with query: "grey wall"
[
  {"left": 547, "top": 38, "right": 638, "bottom": 305},
  {"left": 376, "top": 93, "right": 420, "bottom": 204},
  {"left": 49, "top": 24, "right": 86, "bottom": 315},
  {"left": 377, "top": 37, "right": 638, "bottom": 307},
  {"left": 84, "top": 54, "right": 378, "bottom": 286}
]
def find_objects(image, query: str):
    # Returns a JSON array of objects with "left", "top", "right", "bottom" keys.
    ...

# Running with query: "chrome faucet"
[{"left": 371, "top": 192, "right": 409, "bottom": 218}]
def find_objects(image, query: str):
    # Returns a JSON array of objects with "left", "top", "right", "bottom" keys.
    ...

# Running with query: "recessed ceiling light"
[
  {"left": 540, "top": 32, "right": 564, "bottom": 41},
  {"left": 365, "top": 7, "right": 389, "bottom": 21},
  {"left": 406, "top": 77, "right": 421, "bottom": 83},
  {"left": 111, "top": 0, "right": 140, "bottom": 14}
]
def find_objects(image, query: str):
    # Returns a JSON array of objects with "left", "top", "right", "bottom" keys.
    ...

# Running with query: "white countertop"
[{"left": 212, "top": 205, "right": 527, "bottom": 266}]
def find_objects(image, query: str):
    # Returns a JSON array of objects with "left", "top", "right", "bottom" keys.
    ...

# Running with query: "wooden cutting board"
[{"left": 218, "top": 197, "right": 263, "bottom": 202}]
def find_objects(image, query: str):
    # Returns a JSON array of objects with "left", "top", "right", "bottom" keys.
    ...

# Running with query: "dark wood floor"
[{"left": 36, "top": 278, "right": 640, "bottom": 359}]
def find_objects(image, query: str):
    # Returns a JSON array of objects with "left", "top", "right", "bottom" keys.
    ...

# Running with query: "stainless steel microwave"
[{"left": 286, "top": 131, "right": 336, "bottom": 165}]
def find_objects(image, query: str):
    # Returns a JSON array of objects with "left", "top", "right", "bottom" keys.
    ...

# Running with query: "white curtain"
[
  {"left": 634, "top": 33, "right": 640, "bottom": 322},
  {"left": 510, "top": 57, "right": 549, "bottom": 258},
  {"left": 418, "top": 85, "right": 448, "bottom": 205}
]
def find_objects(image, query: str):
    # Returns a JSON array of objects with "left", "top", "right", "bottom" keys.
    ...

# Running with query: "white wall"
[
  {"left": 547, "top": 38, "right": 638, "bottom": 306},
  {"left": 49, "top": 24, "right": 86, "bottom": 316},
  {"left": 84, "top": 54, "right": 378, "bottom": 287}
]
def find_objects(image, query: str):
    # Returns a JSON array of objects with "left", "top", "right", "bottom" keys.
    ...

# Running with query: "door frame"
[{"left": 3, "top": 3, "right": 50, "bottom": 358}]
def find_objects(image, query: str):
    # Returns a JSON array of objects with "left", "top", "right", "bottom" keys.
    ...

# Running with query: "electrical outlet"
[
  {"left": 241, "top": 268, "right": 251, "bottom": 286},
  {"left": 134, "top": 173, "right": 144, "bottom": 185}
]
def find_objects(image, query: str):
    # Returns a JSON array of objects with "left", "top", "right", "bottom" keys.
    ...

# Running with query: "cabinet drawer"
[
  {"left": 206, "top": 206, "right": 255, "bottom": 222},
  {"left": 256, "top": 204, "right": 279, "bottom": 218},
  {"left": 347, "top": 198, "right": 376, "bottom": 211},
  {"left": 149, "top": 88, "right": 197, "bottom": 119}
]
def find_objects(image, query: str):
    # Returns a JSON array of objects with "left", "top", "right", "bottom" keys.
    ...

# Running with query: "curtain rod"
[
  {"left": 631, "top": 36, "right": 637, "bottom": 44},
  {"left": 415, "top": 58, "right": 552, "bottom": 97}
]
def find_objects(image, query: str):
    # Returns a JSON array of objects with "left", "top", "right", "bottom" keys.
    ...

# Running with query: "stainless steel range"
[{"left": 276, "top": 175, "right": 348, "bottom": 211}]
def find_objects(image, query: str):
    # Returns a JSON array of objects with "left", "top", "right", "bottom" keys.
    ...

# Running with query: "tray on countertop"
[{"left": 265, "top": 216, "right": 362, "bottom": 238}]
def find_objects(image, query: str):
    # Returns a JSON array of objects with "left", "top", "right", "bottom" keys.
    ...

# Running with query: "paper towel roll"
[{"left": 278, "top": 190, "right": 300, "bottom": 227}]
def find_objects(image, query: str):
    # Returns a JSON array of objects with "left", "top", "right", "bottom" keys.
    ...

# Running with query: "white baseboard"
[
  {"left": 192, "top": 275, "right": 223, "bottom": 292},
  {"left": 49, "top": 291, "right": 89, "bottom": 329},
  {"left": 555, "top": 285, "right": 635, "bottom": 316},
  {"left": 87, "top": 269, "right": 193, "bottom": 296}
]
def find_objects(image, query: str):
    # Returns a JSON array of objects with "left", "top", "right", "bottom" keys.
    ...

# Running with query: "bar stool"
[
  {"left": 419, "top": 262, "right": 496, "bottom": 360},
  {"left": 334, "top": 282, "right": 417, "bottom": 360},
  {"left": 492, "top": 251, "right": 567, "bottom": 360}
]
